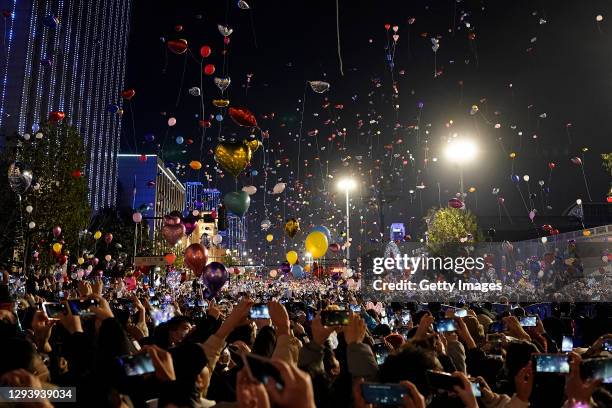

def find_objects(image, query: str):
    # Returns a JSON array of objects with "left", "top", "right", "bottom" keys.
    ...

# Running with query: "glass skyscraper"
[{"left": 0, "top": 0, "right": 132, "bottom": 210}]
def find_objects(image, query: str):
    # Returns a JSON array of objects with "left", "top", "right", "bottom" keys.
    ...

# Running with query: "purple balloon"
[
  {"left": 202, "top": 262, "right": 228, "bottom": 298},
  {"left": 184, "top": 222, "right": 197, "bottom": 235},
  {"left": 279, "top": 262, "right": 291, "bottom": 275}
]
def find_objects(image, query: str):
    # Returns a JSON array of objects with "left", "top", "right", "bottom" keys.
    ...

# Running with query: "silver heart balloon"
[{"left": 214, "top": 77, "right": 231, "bottom": 93}]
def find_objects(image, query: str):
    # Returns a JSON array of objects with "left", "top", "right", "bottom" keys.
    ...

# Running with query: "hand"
[
  {"left": 352, "top": 378, "right": 372, "bottom": 408},
  {"left": 87, "top": 294, "right": 114, "bottom": 321},
  {"left": 231, "top": 340, "right": 252, "bottom": 355},
  {"left": 565, "top": 351, "right": 602, "bottom": 403},
  {"left": 413, "top": 313, "right": 434, "bottom": 341},
  {"left": 291, "top": 321, "right": 306, "bottom": 337},
  {"left": 142, "top": 345, "right": 176, "bottom": 382},
  {"left": 503, "top": 316, "right": 530, "bottom": 341},
  {"left": 237, "top": 368, "right": 271, "bottom": 408},
  {"left": 58, "top": 301, "right": 83, "bottom": 334},
  {"left": 131, "top": 295, "right": 145, "bottom": 312},
  {"left": 474, "top": 376, "right": 495, "bottom": 400},
  {"left": 264, "top": 360, "right": 316, "bottom": 408},
  {"left": 400, "top": 380, "right": 426, "bottom": 408},
  {"left": 454, "top": 317, "right": 476, "bottom": 349},
  {"left": 0, "top": 369, "right": 53, "bottom": 408},
  {"left": 31, "top": 311, "right": 54, "bottom": 352},
  {"left": 91, "top": 277, "right": 103, "bottom": 296},
  {"left": 344, "top": 313, "right": 366, "bottom": 345},
  {"left": 217, "top": 298, "right": 253, "bottom": 339},
  {"left": 269, "top": 301, "right": 290, "bottom": 336},
  {"left": 310, "top": 313, "right": 335, "bottom": 346},
  {"left": 207, "top": 299, "right": 222, "bottom": 320},
  {"left": 451, "top": 371, "right": 478, "bottom": 408},
  {"left": 514, "top": 362, "right": 533, "bottom": 402},
  {"left": 77, "top": 281, "right": 92, "bottom": 298}
]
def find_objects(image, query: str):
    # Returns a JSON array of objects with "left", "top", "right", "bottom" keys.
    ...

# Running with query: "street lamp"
[
  {"left": 337, "top": 178, "right": 357, "bottom": 263},
  {"left": 444, "top": 138, "right": 477, "bottom": 196}
]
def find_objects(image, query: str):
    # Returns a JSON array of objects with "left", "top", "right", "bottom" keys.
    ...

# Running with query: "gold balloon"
[
  {"left": 247, "top": 139, "right": 263, "bottom": 153},
  {"left": 284, "top": 218, "right": 300, "bottom": 238},
  {"left": 212, "top": 99, "right": 230, "bottom": 107},
  {"left": 214, "top": 141, "right": 252, "bottom": 178}
]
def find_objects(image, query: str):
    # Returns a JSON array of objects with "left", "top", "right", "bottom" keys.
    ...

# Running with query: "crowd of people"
[{"left": 0, "top": 267, "right": 610, "bottom": 408}]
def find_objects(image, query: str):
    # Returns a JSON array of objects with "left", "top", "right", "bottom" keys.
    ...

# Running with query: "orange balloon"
[
  {"left": 164, "top": 253, "right": 177, "bottom": 265},
  {"left": 189, "top": 160, "right": 202, "bottom": 170},
  {"left": 167, "top": 39, "right": 188, "bottom": 54}
]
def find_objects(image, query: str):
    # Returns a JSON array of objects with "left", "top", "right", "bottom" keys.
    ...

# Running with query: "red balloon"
[
  {"left": 167, "top": 39, "right": 188, "bottom": 54},
  {"left": 71, "top": 169, "right": 82, "bottom": 178},
  {"left": 121, "top": 88, "right": 136, "bottom": 100},
  {"left": 548, "top": 162, "right": 556, "bottom": 169},
  {"left": 104, "top": 233, "right": 113, "bottom": 245},
  {"left": 448, "top": 198, "right": 464, "bottom": 209},
  {"left": 570, "top": 157, "right": 582, "bottom": 165},
  {"left": 223, "top": 37, "right": 230, "bottom": 45},
  {"left": 164, "top": 253, "right": 176, "bottom": 265},
  {"left": 329, "top": 243, "right": 341, "bottom": 253},
  {"left": 139, "top": 153, "right": 147, "bottom": 162},
  {"left": 184, "top": 243, "right": 208, "bottom": 276},
  {"left": 203, "top": 64, "right": 215, "bottom": 75},
  {"left": 228, "top": 107, "right": 258, "bottom": 127},
  {"left": 199, "top": 120, "right": 211, "bottom": 128},
  {"left": 49, "top": 111, "right": 65, "bottom": 122},
  {"left": 175, "top": 25, "right": 183, "bottom": 32},
  {"left": 607, "top": 196, "right": 612, "bottom": 203},
  {"left": 498, "top": 197, "right": 505, "bottom": 204},
  {"left": 200, "top": 45, "right": 212, "bottom": 58}
]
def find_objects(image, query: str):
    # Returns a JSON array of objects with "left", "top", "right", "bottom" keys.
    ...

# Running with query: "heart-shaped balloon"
[
  {"left": 223, "top": 191, "right": 251, "bottom": 216},
  {"left": 247, "top": 139, "right": 262, "bottom": 153},
  {"left": 214, "top": 77, "right": 231, "bottom": 92},
  {"left": 228, "top": 107, "right": 258, "bottom": 127},
  {"left": 184, "top": 243, "right": 208, "bottom": 276},
  {"left": 121, "top": 88, "right": 136, "bottom": 100},
  {"left": 202, "top": 261, "right": 228, "bottom": 298},
  {"left": 214, "top": 141, "right": 252, "bottom": 178},
  {"left": 162, "top": 223, "right": 185, "bottom": 246},
  {"left": 167, "top": 39, "right": 188, "bottom": 54}
]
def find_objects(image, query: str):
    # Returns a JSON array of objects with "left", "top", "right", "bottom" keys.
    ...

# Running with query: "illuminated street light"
[
  {"left": 337, "top": 178, "right": 357, "bottom": 263},
  {"left": 444, "top": 138, "right": 477, "bottom": 196}
]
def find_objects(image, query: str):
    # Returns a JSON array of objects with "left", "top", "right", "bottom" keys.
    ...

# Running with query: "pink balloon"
[
  {"left": 132, "top": 212, "right": 143, "bottom": 223},
  {"left": 52, "top": 225, "right": 62, "bottom": 237},
  {"left": 168, "top": 117, "right": 177, "bottom": 126},
  {"left": 162, "top": 223, "right": 185, "bottom": 246},
  {"left": 104, "top": 233, "right": 113, "bottom": 244},
  {"left": 571, "top": 157, "right": 582, "bottom": 165}
]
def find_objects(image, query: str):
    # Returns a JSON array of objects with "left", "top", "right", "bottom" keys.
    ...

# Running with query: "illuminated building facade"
[{"left": 0, "top": 0, "right": 132, "bottom": 211}]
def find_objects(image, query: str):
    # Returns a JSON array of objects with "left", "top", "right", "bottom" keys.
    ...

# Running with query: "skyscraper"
[{"left": 0, "top": 0, "right": 132, "bottom": 211}]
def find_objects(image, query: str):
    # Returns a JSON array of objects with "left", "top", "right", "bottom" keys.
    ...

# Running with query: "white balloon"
[
  {"left": 217, "top": 24, "right": 233, "bottom": 37},
  {"left": 28, "top": 221, "right": 36, "bottom": 229},
  {"left": 242, "top": 185, "right": 257, "bottom": 195},
  {"left": 212, "top": 234, "right": 223, "bottom": 245},
  {"left": 308, "top": 81, "right": 330, "bottom": 93},
  {"left": 25, "top": 205, "right": 33, "bottom": 213},
  {"left": 272, "top": 182, "right": 286, "bottom": 194}
]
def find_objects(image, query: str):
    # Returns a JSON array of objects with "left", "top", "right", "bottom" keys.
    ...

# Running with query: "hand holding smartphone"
[
  {"left": 361, "top": 383, "right": 408, "bottom": 405},
  {"left": 321, "top": 310, "right": 350, "bottom": 326},
  {"left": 242, "top": 353, "right": 284, "bottom": 389},
  {"left": 250, "top": 303, "right": 271, "bottom": 319}
]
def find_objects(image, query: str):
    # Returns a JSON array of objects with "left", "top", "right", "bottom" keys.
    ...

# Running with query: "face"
[{"left": 169, "top": 322, "right": 192, "bottom": 345}]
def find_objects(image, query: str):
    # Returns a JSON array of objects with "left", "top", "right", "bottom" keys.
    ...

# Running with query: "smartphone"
[
  {"left": 425, "top": 370, "right": 462, "bottom": 391},
  {"left": 434, "top": 319, "right": 457, "bottom": 333},
  {"left": 117, "top": 353, "right": 155, "bottom": 376},
  {"left": 68, "top": 298, "right": 98, "bottom": 317},
  {"left": 372, "top": 340, "right": 389, "bottom": 365},
  {"left": 454, "top": 308, "right": 468, "bottom": 318},
  {"left": 349, "top": 304, "right": 362, "bottom": 313},
  {"left": 197, "top": 299, "right": 208, "bottom": 308},
  {"left": 42, "top": 302, "right": 65, "bottom": 320},
  {"left": 250, "top": 303, "right": 271, "bottom": 319},
  {"left": 487, "top": 333, "right": 504, "bottom": 343},
  {"left": 361, "top": 383, "right": 408, "bottom": 405},
  {"left": 581, "top": 357, "right": 612, "bottom": 384},
  {"left": 243, "top": 353, "right": 284, "bottom": 389},
  {"left": 401, "top": 310, "right": 411, "bottom": 325},
  {"left": 561, "top": 335, "right": 574, "bottom": 353},
  {"left": 519, "top": 316, "right": 537, "bottom": 327},
  {"left": 321, "top": 310, "right": 350, "bottom": 326},
  {"left": 488, "top": 321, "right": 504, "bottom": 333},
  {"left": 470, "top": 381, "right": 482, "bottom": 397},
  {"left": 532, "top": 353, "right": 570, "bottom": 374}
]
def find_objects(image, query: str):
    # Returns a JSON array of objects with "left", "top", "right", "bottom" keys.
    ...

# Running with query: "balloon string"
[
  {"left": 335, "top": 0, "right": 344, "bottom": 76},
  {"left": 580, "top": 163, "right": 593, "bottom": 201},
  {"left": 175, "top": 53, "right": 188, "bottom": 107}
]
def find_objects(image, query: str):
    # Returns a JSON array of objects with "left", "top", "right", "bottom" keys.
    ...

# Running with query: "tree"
[
  {"left": 5, "top": 121, "right": 91, "bottom": 269},
  {"left": 425, "top": 207, "right": 480, "bottom": 255}
]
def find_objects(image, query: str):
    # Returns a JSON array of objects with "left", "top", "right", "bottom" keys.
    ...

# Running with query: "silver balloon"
[
  {"left": 237, "top": 0, "right": 250, "bottom": 10},
  {"left": 214, "top": 77, "right": 231, "bottom": 92},
  {"left": 189, "top": 87, "right": 201, "bottom": 96},
  {"left": 260, "top": 219, "right": 272, "bottom": 231},
  {"left": 217, "top": 24, "right": 233, "bottom": 37},
  {"left": 309, "top": 81, "right": 330, "bottom": 93},
  {"left": 8, "top": 162, "right": 32, "bottom": 194}
]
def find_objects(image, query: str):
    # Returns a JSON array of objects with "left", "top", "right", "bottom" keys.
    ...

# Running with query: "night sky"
[{"left": 123, "top": 0, "right": 612, "bottom": 247}]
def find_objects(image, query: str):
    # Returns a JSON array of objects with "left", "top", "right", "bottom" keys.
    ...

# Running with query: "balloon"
[
  {"left": 228, "top": 107, "right": 258, "bottom": 127},
  {"left": 104, "top": 255, "right": 112, "bottom": 262},
  {"left": 168, "top": 117, "right": 177, "bottom": 126},
  {"left": 217, "top": 24, "right": 233, "bottom": 36},
  {"left": 162, "top": 222, "right": 185, "bottom": 246},
  {"left": 8, "top": 162, "right": 32, "bottom": 194},
  {"left": 212, "top": 234, "right": 223, "bottom": 245},
  {"left": 132, "top": 212, "right": 142, "bottom": 223},
  {"left": 448, "top": 198, "right": 463, "bottom": 209},
  {"left": 214, "top": 141, "right": 252, "bottom": 177},
  {"left": 28, "top": 221, "right": 35, "bottom": 229},
  {"left": 329, "top": 243, "right": 341, "bottom": 253},
  {"left": 309, "top": 81, "right": 330, "bottom": 93},
  {"left": 52, "top": 225, "right": 62, "bottom": 237},
  {"left": 285, "top": 218, "right": 300, "bottom": 238},
  {"left": 93, "top": 231, "right": 102, "bottom": 240},
  {"left": 104, "top": 233, "right": 113, "bottom": 244},
  {"left": 164, "top": 253, "right": 177, "bottom": 264},
  {"left": 305, "top": 231, "right": 328, "bottom": 258},
  {"left": 43, "top": 14, "right": 59, "bottom": 28},
  {"left": 189, "top": 87, "right": 201, "bottom": 96},
  {"left": 200, "top": 45, "right": 212, "bottom": 58},
  {"left": 202, "top": 262, "right": 228, "bottom": 297},
  {"left": 237, "top": 0, "right": 250, "bottom": 10},
  {"left": 167, "top": 39, "right": 188, "bottom": 54},
  {"left": 286, "top": 250, "right": 298, "bottom": 265},
  {"left": 121, "top": 88, "right": 136, "bottom": 100},
  {"left": 144, "top": 132, "right": 155, "bottom": 142},
  {"left": 247, "top": 139, "right": 263, "bottom": 153},
  {"left": 511, "top": 174, "right": 520, "bottom": 183},
  {"left": 269, "top": 269, "right": 278, "bottom": 278},
  {"left": 311, "top": 226, "right": 331, "bottom": 242},
  {"left": 49, "top": 111, "right": 65, "bottom": 122},
  {"left": 571, "top": 157, "right": 582, "bottom": 165},
  {"left": 291, "top": 265, "right": 304, "bottom": 279},
  {"left": 214, "top": 77, "right": 231, "bottom": 92},
  {"left": 261, "top": 219, "right": 272, "bottom": 230},
  {"left": 529, "top": 210, "right": 536, "bottom": 220},
  {"left": 215, "top": 114, "right": 224, "bottom": 121},
  {"left": 184, "top": 243, "right": 208, "bottom": 276},
  {"left": 176, "top": 136, "right": 184, "bottom": 144},
  {"left": 280, "top": 262, "right": 291, "bottom": 274},
  {"left": 242, "top": 185, "right": 257, "bottom": 195},
  {"left": 204, "top": 64, "right": 216, "bottom": 75},
  {"left": 223, "top": 191, "right": 251, "bottom": 216},
  {"left": 25, "top": 205, "right": 33, "bottom": 213},
  {"left": 272, "top": 182, "right": 286, "bottom": 194},
  {"left": 190, "top": 160, "right": 202, "bottom": 170},
  {"left": 548, "top": 162, "right": 556, "bottom": 169},
  {"left": 266, "top": 234, "right": 273, "bottom": 242},
  {"left": 52, "top": 243, "right": 62, "bottom": 253},
  {"left": 212, "top": 99, "right": 230, "bottom": 108}
]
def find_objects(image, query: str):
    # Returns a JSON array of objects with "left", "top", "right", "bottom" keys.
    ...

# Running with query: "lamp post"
[
  {"left": 337, "top": 178, "right": 357, "bottom": 264},
  {"left": 444, "top": 138, "right": 477, "bottom": 197}
]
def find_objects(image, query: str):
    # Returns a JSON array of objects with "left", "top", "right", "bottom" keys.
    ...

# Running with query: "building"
[
  {"left": 0, "top": 0, "right": 132, "bottom": 211},
  {"left": 184, "top": 182, "right": 221, "bottom": 212},
  {"left": 116, "top": 155, "right": 185, "bottom": 250}
]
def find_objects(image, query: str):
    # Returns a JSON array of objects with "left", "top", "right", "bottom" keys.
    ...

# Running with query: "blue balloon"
[
  {"left": 175, "top": 136, "right": 184, "bottom": 144},
  {"left": 291, "top": 265, "right": 304, "bottom": 279},
  {"left": 215, "top": 114, "right": 223, "bottom": 122},
  {"left": 43, "top": 15, "right": 59, "bottom": 29},
  {"left": 311, "top": 226, "right": 332, "bottom": 242},
  {"left": 107, "top": 104, "right": 119, "bottom": 113},
  {"left": 511, "top": 174, "right": 520, "bottom": 183},
  {"left": 251, "top": 170, "right": 259, "bottom": 176},
  {"left": 144, "top": 132, "right": 155, "bottom": 142}
]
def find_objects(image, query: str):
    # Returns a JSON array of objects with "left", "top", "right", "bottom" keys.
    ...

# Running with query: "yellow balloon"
[
  {"left": 266, "top": 234, "right": 273, "bottom": 242},
  {"left": 304, "top": 264, "right": 311, "bottom": 272},
  {"left": 212, "top": 99, "right": 230, "bottom": 107},
  {"left": 305, "top": 231, "right": 328, "bottom": 258},
  {"left": 509, "top": 152, "right": 516, "bottom": 159},
  {"left": 52, "top": 243, "right": 62, "bottom": 253},
  {"left": 284, "top": 218, "right": 300, "bottom": 238},
  {"left": 583, "top": 230, "right": 591, "bottom": 236},
  {"left": 286, "top": 250, "right": 298, "bottom": 265},
  {"left": 468, "top": 186, "right": 476, "bottom": 193},
  {"left": 189, "top": 160, "right": 202, "bottom": 170},
  {"left": 94, "top": 231, "right": 102, "bottom": 240},
  {"left": 77, "top": 257, "right": 85, "bottom": 265},
  {"left": 247, "top": 139, "right": 263, "bottom": 153},
  {"left": 214, "top": 141, "right": 252, "bottom": 178}
]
